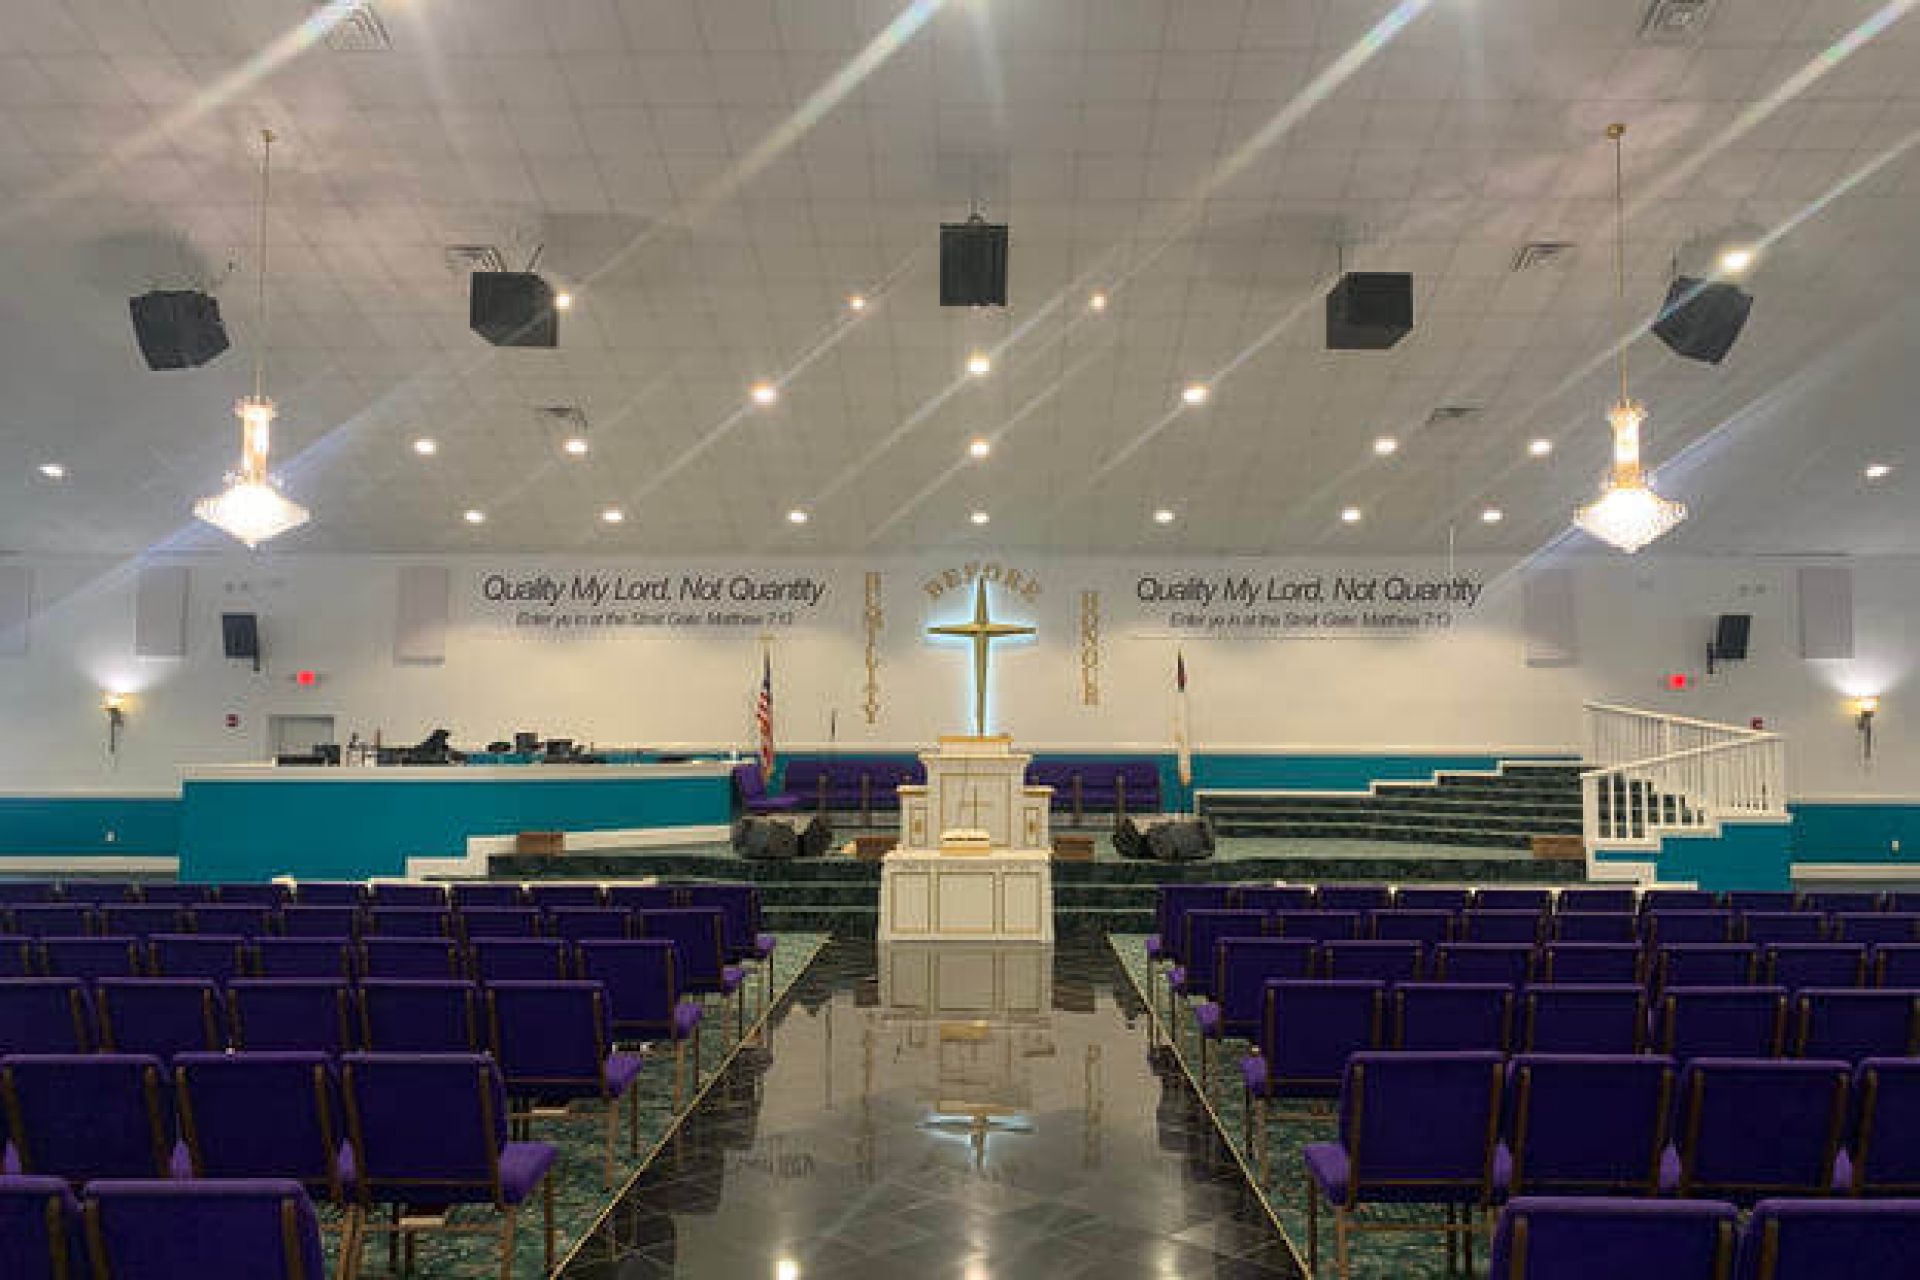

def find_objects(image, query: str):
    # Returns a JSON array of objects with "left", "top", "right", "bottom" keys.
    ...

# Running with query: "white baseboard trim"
[
  {"left": 402, "top": 823, "right": 732, "bottom": 881},
  {"left": 1792, "top": 862, "right": 1920, "bottom": 883},
  {"left": 0, "top": 855, "right": 179, "bottom": 875}
]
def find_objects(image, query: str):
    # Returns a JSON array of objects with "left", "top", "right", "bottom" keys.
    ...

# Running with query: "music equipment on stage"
[
  {"left": 129, "top": 290, "right": 229, "bottom": 370},
  {"left": 469, "top": 272, "right": 558, "bottom": 347},
  {"left": 1326, "top": 272, "right": 1412, "bottom": 350},
  {"left": 1708, "top": 612, "right": 1751, "bottom": 674},
  {"left": 733, "top": 815, "right": 834, "bottom": 861},
  {"left": 220, "top": 612, "right": 260, "bottom": 671},
  {"left": 1652, "top": 276, "right": 1752, "bottom": 365},
  {"left": 940, "top": 216, "right": 1009, "bottom": 307},
  {"left": 1114, "top": 816, "right": 1215, "bottom": 863},
  {"left": 513, "top": 731, "right": 540, "bottom": 754}
]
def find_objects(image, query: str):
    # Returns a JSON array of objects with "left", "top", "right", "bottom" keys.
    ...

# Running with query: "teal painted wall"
[
  {"left": 0, "top": 796, "right": 179, "bottom": 858},
  {"left": 1597, "top": 819, "right": 1796, "bottom": 890},
  {"left": 1789, "top": 802, "right": 1920, "bottom": 870},
  {"left": 179, "top": 774, "right": 733, "bottom": 883}
]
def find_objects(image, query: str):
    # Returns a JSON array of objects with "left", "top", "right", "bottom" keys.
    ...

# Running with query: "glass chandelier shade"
[
  {"left": 1573, "top": 400, "right": 1687, "bottom": 554},
  {"left": 193, "top": 395, "right": 309, "bottom": 547}
]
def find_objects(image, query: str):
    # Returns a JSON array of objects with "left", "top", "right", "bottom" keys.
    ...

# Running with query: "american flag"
[{"left": 755, "top": 651, "right": 776, "bottom": 777}]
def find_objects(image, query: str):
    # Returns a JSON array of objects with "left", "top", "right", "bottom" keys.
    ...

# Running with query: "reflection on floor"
[{"left": 560, "top": 937, "right": 1303, "bottom": 1279}]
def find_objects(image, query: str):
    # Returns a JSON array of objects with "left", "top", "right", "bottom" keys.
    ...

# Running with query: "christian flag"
[
  {"left": 755, "top": 651, "right": 776, "bottom": 777},
  {"left": 1174, "top": 649, "right": 1193, "bottom": 792}
]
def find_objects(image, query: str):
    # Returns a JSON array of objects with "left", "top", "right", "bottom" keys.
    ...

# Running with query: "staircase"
[{"left": 1199, "top": 761, "right": 1583, "bottom": 850}]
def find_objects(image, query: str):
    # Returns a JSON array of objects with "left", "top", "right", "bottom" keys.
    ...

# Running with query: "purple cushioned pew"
[
  {"left": 1488, "top": 1197, "right": 1736, "bottom": 1280},
  {"left": 82, "top": 1179, "right": 328, "bottom": 1280}
]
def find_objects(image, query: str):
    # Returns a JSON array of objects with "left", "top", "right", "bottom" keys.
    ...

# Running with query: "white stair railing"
[{"left": 1581, "top": 703, "right": 1787, "bottom": 848}]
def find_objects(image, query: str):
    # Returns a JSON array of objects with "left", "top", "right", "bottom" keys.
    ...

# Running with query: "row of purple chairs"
[
  {"left": 0, "top": 1177, "right": 329, "bottom": 1280},
  {"left": 1489, "top": 1196, "right": 1920, "bottom": 1280},
  {"left": 1280, "top": 1051, "right": 1920, "bottom": 1278},
  {"left": 0, "top": 1051, "right": 564, "bottom": 1277},
  {"left": 0, "top": 878, "right": 759, "bottom": 912}
]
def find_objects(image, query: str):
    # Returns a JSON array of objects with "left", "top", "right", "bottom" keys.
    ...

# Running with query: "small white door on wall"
[{"left": 270, "top": 715, "right": 336, "bottom": 757}]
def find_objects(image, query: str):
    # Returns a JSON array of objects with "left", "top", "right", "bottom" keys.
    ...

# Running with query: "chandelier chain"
[
  {"left": 1609, "top": 122, "right": 1628, "bottom": 409},
  {"left": 255, "top": 128, "right": 273, "bottom": 402}
]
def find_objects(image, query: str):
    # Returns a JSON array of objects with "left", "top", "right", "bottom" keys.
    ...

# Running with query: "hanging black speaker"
[
  {"left": 129, "top": 290, "right": 229, "bottom": 370},
  {"left": 1326, "top": 272, "right": 1413, "bottom": 350},
  {"left": 939, "top": 218, "right": 1008, "bottom": 307},
  {"left": 469, "top": 272, "right": 558, "bottom": 347},
  {"left": 1652, "top": 276, "right": 1752, "bottom": 364}
]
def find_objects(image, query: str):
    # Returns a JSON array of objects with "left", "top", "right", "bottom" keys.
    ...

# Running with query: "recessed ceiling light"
[
  {"left": 966, "top": 352, "right": 992, "bottom": 377},
  {"left": 411, "top": 438, "right": 437, "bottom": 457},
  {"left": 1865, "top": 462, "right": 1893, "bottom": 480},
  {"left": 787, "top": 508, "right": 809, "bottom": 525},
  {"left": 968, "top": 438, "right": 991, "bottom": 460},
  {"left": 847, "top": 294, "right": 868, "bottom": 312},
  {"left": 553, "top": 291, "right": 574, "bottom": 312},
  {"left": 969, "top": 510, "right": 990, "bottom": 526},
  {"left": 601, "top": 507, "right": 625, "bottom": 524},
  {"left": 1481, "top": 507, "right": 1505, "bottom": 524},
  {"left": 1528, "top": 438, "right": 1554, "bottom": 458},
  {"left": 562, "top": 436, "right": 589, "bottom": 457},
  {"left": 462, "top": 509, "right": 485, "bottom": 525},
  {"left": 1373, "top": 436, "right": 1399, "bottom": 457},
  {"left": 1181, "top": 383, "right": 1210, "bottom": 406},
  {"left": 1717, "top": 246, "right": 1756, "bottom": 275},
  {"left": 1153, "top": 508, "right": 1176, "bottom": 525},
  {"left": 1088, "top": 290, "right": 1109, "bottom": 312},
  {"left": 750, "top": 381, "right": 779, "bottom": 406},
  {"left": 1340, "top": 506, "right": 1363, "bottom": 525},
  {"left": 36, "top": 462, "right": 66, "bottom": 480}
]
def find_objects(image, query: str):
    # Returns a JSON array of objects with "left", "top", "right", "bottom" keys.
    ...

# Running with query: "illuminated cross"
[{"left": 928, "top": 578, "right": 1035, "bottom": 737}]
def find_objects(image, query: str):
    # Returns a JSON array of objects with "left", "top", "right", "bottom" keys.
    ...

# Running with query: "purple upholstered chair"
[
  {"left": 99, "top": 905, "right": 186, "bottom": 939},
  {"left": 1656, "top": 944, "right": 1760, "bottom": 992},
  {"left": 1643, "top": 911, "right": 1736, "bottom": 946},
  {"left": 1802, "top": 891, "right": 1883, "bottom": 914},
  {"left": 1765, "top": 944, "right": 1867, "bottom": 991},
  {"left": 1231, "top": 885, "right": 1316, "bottom": 913},
  {"left": 1736, "top": 1199, "right": 1920, "bottom": 1280},
  {"left": 458, "top": 907, "right": 543, "bottom": 940},
  {"left": 363, "top": 907, "right": 453, "bottom": 939},
  {"left": 1395, "top": 887, "right": 1472, "bottom": 912},
  {"left": 0, "top": 935, "right": 33, "bottom": 977},
  {"left": 1673, "top": 1057, "right": 1851, "bottom": 1201},
  {"left": 0, "top": 1054, "right": 174, "bottom": 1181},
  {"left": 1239, "top": 979, "right": 1384, "bottom": 1181},
  {"left": 1558, "top": 888, "right": 1636, "bottom": 914},
  {"left": 1876, "top": 944, "right": 1920, "bottom": 987},
  {"left": 184, "top": 904, "right": 276, "bottom": 938},
  {"left": 174, "top": 1051, "right": 350, "bottom": 1208},
  {"left": 1149, "top": 883, "right": 1232, "bottom": 962},
  {"left": 147, "top": 934, "right": 247, "bottom": 984},
  {"left": 0, "top": 1174, "right": 83, "bottom": 1280},
  {"left": 1642, "top": 889, "right": 1720, "bottom": 913},
  {"left": 84, "top": 1179, "right": 327, "bottom": 1280},
  {"left": 1368, "top": 909, "right": 1455, "bottom": 946},
  {"left": 1302, "top": 1050, "right": 1505, "bottom": 1279},
  {"left": 0, "top": 980, "right": 94, "bottom": 1053},
  {"left": 1195, "top": 937, "right": 1314, "bottom": 1044},
  {"left": 278, "top": 906, "right": 361, "bottom": 939},
  {"left": 1521, "top": 985, "right": 1647, "bottom": 1054},
  {"left": 1726, "top": 890, "right": 1797, "bottom": 913},
  {"left": 1434, "top": 943, "right": 1535, "bottom": 986},
  {"left": 1504, "top": 1054, "right": 1675, "bottom": 1196},
  {"left": 1830, "top": 913, "right": 1919, "bottom": 944},
  {"left": 1317, "top": 884, "right": 1393, "bottom": 913},
  {"left": 1459, "top": 911, "right": 1543, "bottom": 944},
  {"left": 1846, "top": 1057, "right": 1920, "bottom": 1196},
  {"left": 132, "top": 884, "right": 207, "bottom": 907},
  {"left": 9, "top": 906, "right": 94, "bottom": 938},
  {"left": 471, "top": 937, "right": 571, "bottom": 982},
  {"left": 1743, "top": 912, "right": 1827, "bottom": 945},
  {"left": 1173, "top": 909, "right": 1267, "bottom": 998},
  {"left": 603, "top": 885, "right": 679, "bottom": 914},
  {"left": 1539, "top": 942, "right": 1643, "bottom": 985},
  {"left": 1657, "top": 986, "right": 1789, "bottom": 1060},
  {"left": 1392, "top": 983, "right": 1513, "bottom": 1052},
  {"left": 635, "top": 909, "right": 745, "bottom": 1035},
  {"left": 252, "top": 937, "right": 354, "bottom": 980},
  {"left": 291, "top": 883, "right": 366, "bottom": 907},
  {"left": 1553, "top": 912, "right": 1639, "bottom": 944},
  {"left": 1488, "top": 1198, "right": 1736, "bottom": 1279},
  {"left": 1273, "top": 910, "right": 1361, "bottom": 943},
  {"left": 41, "top": 936, "right": 142, "bottom": 982},
  {"left": 226, "top": 980, "right": 354, "bottom": 1054},
  {"left": 359, "top": 937, "right": 464, "bottom": 980},
  {"left": 684, "top": 884, "right": 776, "bottom": 1003},
  {"left": 0, "top": 882, "right": 60, "bottom": 904},
  {"left": 734, "top": 761, "right": 801, "bottom": 814},
  {"left": 485, "top": 982, "right": 644, "bottom": 1187},
  {"left": 545, "top": 907, "right": 629, "bottom": 943},
  {"left": 1793, "top": 989, "right": 1918, "bottom": 1062},
  {"left": 576, "top": 939, "right": 705, "bottom": 1107},
  {"left": 339, "top": 1053, "right": 557, "bottom": 1279},
  {"left": 448, "top": 883, "right": 526, "bottom": 910},
  {"left": 1319, "top": 939, "right": 1423, "bottom": 984},
  {"left": 367, "top": 883, "right": 446, "bottom": 909},
  {"left": 526, "top": 884, "right": 604, "bottom": 912},
  {"left": 1477, "top": 888, "right": 1553, "bottom": 913},
  {"left": 95, "top": 979, "right": 225, "bottom": 1063},
  {"left": 357, "top": 980, "right": 480, "bottom": 1053},
  {"left": 210, "top": 883, "right": 290, "bottom": 907}
]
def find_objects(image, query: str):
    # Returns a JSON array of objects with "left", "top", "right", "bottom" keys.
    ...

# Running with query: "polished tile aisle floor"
[{"left": 559, "top": 938, "right": 1303, "bottom": 1279}]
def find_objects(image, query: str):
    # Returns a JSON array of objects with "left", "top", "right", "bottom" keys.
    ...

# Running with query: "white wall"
[{"left": 0, "top": 551, "right": 1907, "bottom": 799}]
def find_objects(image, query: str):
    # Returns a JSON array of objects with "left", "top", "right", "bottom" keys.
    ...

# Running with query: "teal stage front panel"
[{"left": 0, "top": 796, "right": 180, "bottom": 858}]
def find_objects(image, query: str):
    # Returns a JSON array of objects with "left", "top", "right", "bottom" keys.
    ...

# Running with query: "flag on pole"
[
  {"left": 1174, "top": 649, "right": 1193, "bottom": 792},
  {"left": 755, "top": 650, "right": 776, "bottom": 777}
]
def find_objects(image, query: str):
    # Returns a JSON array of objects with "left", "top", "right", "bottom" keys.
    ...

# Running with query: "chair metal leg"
[
  {"left": 672, "top": 1036, "right": 686, "bottom": 1111},
  {"left": 544, "top": 1174, "right": 556, "bottom": 1272},
  {"left": 629, "top": 1084, "right": 640, "bottom": 1155},
  {"left": 1334, "top": 1208, "right": 1350, "bottom": 1280},
  {"left": 1445, "top": 1203, "right": 1458, "bottom": 1275},
  {"left": 1257, "top": 1095, "right": 1271, "bottom": 1185},
  {"left": 499, "top": 1203, "right": 519, "bottom": 1280},
  {"left": 603, "top": 1098, "right": 617, "bottom": 1189},
  {"left": 692, "top": 1021, "right": 702, "bottom": 1088},
  {"left": 387, "top": 1204, "right": 400, "bottom": 1274},
  {"left": 338, "top": 1206, "right": 364, "bottom": 1280},
  {"left": 1306, "top": 1178, "right": 1319, "bottom": 1277},
  {"left": 1465, "top": 1209, "right": 1476, "bottom": 1276}
]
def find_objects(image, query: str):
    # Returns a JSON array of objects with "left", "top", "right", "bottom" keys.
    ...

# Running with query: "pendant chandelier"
[
  {"left": 1572, "top": 122, "right": 1686, "bottom": 555},
  {"left": 194, "top": 129, "right": 309, "bottom": 548}
]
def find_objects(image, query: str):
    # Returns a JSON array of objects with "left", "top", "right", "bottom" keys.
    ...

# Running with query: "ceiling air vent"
[
  {"left": 444, "top": 245, "right": 507, "bottom": 276},
  {"left": 1639, "top": 0, "right": 1717, "bottom": 42},
  {"left": 1512, "top": 241, "right": 1576, "bottom": 272},
  {"left": 1424, "top": 406, "right": 1481, "bottom": 428},
  {"left": 538, "top": 406, "right": 589, "bottom": 431},
  {"left": 318, "top": 3, "right": 393, "bottom": 52}
]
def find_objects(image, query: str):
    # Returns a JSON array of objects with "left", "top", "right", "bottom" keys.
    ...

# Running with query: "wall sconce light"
[
  {"left": 103, "top": 692, "right": 129, "bottom": 755},
  {"left": 1852, "top": 695, "right": 1880, "bottom": 762}
]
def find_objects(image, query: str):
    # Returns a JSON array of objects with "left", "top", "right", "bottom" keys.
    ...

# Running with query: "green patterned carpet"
[
  {"left": 1110, "top": 934, "right": 1489, "bottom": 1280},
  {"left": 324, "top": 933, "right": 830, "bottom": 1279}
]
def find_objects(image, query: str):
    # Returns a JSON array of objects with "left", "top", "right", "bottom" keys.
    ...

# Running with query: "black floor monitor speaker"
[
  {"left": 1114, "top": 816, "right": 1215, "bottom": 862},
  {"left": 1326, "top": 272, "right": 1412, "bottom": 350},
  {"left": 733, "top": 815, "right": 833, "bottom": 861},
  {"left": 940, "top": 219, "right": 1008, "bottom": 307},
  {"left": 129, "top": 290, "right": 229, "bottom": 370},
  {"left": 469, "top": 272, "right": 558, "bottom": 347},
  {"left": 1652, "top": 277, "right": 1752, "bottom": 365}
]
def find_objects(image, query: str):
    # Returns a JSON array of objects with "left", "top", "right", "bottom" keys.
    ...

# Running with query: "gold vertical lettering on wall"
[
  {"left": 1080, "top": 589, "right": 1101, "bottom": 705},
  {"left": 863, "top": 571, "right": 884, "bottom": 724}
]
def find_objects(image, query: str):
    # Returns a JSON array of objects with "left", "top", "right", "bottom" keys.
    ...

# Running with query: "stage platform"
[{"left": 487, "top": 836, "right": 1586, "bottom": 935}]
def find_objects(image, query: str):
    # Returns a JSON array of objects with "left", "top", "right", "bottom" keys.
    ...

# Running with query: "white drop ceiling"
[{"left": 0, "top": 0, "right": 1916, "bottom": 558}]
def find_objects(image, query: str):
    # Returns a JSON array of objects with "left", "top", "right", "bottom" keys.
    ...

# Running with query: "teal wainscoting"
[
  {"left": 0, "top": 795, "right": 180, "bottom": 859},
  {"left": 1596, "top": 818, "right": 1796, "bottom": 890},
  {"left": 1789, "top": 801, "right": 1920, "bottom": 871},
  {"left": 179, "top": 773, "right": 732, "bottom": 883}
]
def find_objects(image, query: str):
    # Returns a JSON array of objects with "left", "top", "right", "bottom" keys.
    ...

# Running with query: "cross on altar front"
[{"left": 928, "top": 578, "right": 1035, "bottom": 738}]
